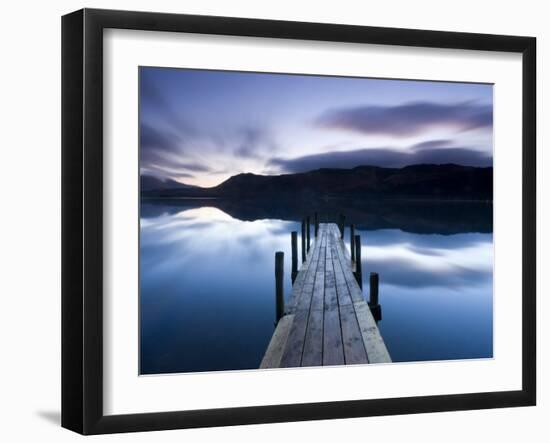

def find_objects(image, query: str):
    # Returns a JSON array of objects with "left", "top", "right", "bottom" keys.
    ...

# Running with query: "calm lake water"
[{"left": 140, "top": 199, "right": 493, "bottom": 374}]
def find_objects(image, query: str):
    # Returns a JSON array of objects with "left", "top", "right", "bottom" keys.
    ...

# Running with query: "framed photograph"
[{"left": 62, "top": 8, "right": 536, "bottom": 434}]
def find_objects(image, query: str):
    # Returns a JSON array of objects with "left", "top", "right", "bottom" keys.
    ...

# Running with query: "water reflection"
[
  {"left": 348, "top": 230, "right": 493, "bottom": 289},
  {"left": 140, "top": 200, "right": 493, "bottom": 374},
  {"left": 141, "top": 197, "right": 492, "bottom": 234}
]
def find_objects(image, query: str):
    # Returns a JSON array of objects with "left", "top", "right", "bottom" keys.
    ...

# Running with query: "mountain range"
[
  {"left": 141, "top": 164, "right": 493, "bottom": 201},
  {"left": 140, "top": 175, "right": 198, "bottom": 192}
]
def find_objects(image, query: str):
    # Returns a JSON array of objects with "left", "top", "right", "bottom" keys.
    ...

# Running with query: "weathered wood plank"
[
  {"left": 286, "top": 227, "right": 325, "bottom": 313},
  {"left": 291, "top": 225, "right": 325, "bottom": 281},
  {"left": 324, "top": 243, "right": 338, "bottom": 311},
  {"left": 354, "top": 301, "right": 392, "bottom": 363},
  {"left": 330, "top": 223, "right": 352, "bottom": 262},
  {"left": 311, "top": 271, "right": 325, "bottom": 311},
  {"left": 260, "top": 314, "right": 295, "bottom": 368},
  {"left": 288, "top": 228, "right": 317, "bottom": 286},
  {"left": 342, "top": 266, "right": 365, "bottom": 303},
  {"left": 310, "top": 238, "right": 326, "bottom": 311},
  {"left": 323, "top": 307, "right": 345, "bottom": 366},
  {"left": 332, "top": 224, "right": 362, "bottom": 292},
  {"left": 279, "top": 309, "right": 310, "bottom": 368},
  {"left": 332, "top": 245, "right": 353, "bottom": 307},
  {"left": 301, "top": 309, "right": 324, "bottom": 367},
  {"left": 296, "top": 240, "right": 322, "bottom": 311},
  {"left": 284, "top": 267, "right": 309, "bottom": 313},
  {"left": 330, "top": 223, "right": 352, "bottom": 259},
  {"left": 339, "top": 304, "right": 369, "bottom": 365},
  {"left": 330, "top": 228, "right": 364, "bottom": 303}
]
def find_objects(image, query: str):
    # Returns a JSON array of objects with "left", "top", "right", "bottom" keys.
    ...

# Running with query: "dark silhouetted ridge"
[{"left": 142, "top": 164, "right": 492, "bottom": 201}]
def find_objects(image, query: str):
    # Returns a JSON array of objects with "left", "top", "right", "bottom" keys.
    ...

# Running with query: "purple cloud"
[
  {"left": 139, "top": 123, "right": 212, "bottom": 179},
  {"left": 316, "top": 101, "right": 493, "bottom": 137},
  {"left": 411, "top": 139, "right": 453, "bottom": 150}
]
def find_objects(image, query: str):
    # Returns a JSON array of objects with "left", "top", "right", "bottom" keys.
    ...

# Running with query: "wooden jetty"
[{"left": 261, "top": 221, "right": 391, "bottom": 369}]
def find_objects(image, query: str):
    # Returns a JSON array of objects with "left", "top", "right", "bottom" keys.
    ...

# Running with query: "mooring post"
[
  {"left": 354, "top": 234, "right": 362, "bottom": 289},
  {"left": 275, "top": 251, "right": 285, "bottom": 322},
  {"left": 306, "top": 216, "right": 311, "bottom": 252},
  {"left": 369, "top": 271, "right": 382, "bottom": 322},
  {"left": 369, "top": 272, "right": 379, "bottom": 306},
  {"left": 301, "top": 219, "right": 306, "bottom": 263},
  {"left": 314, "top": 212, "right": 319, "bottom": 237},
  {"left": 350, "top": 224, "right": 356, "bottom": 262},
  {"left": 291, "top": 231, "right": 298, "bottom": 283}
]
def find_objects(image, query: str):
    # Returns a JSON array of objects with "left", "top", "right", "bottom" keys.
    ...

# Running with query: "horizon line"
[{"left": 141, "top": 162, "right": 494, "bottom": 188}]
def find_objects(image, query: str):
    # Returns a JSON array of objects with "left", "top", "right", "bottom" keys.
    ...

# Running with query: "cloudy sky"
[{"left": 139, "top": 67, "right": 493, "bottom": 188}]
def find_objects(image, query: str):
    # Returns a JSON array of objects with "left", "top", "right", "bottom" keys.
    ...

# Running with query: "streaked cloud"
[
  {"left": 411, "top": 139, "right": 454, "bottom": 150},
  {"left": 316, "top": 101, "right": 493, "bottom": 137}
]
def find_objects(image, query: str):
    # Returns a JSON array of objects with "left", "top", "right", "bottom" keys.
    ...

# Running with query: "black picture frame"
[{"left": 62, "top": 8, "right": 536, "bottom": 435}]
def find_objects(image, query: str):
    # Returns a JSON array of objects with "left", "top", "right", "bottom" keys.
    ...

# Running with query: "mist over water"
[{"left": 140, "top": 199, "right": 493, "bottom": 374}]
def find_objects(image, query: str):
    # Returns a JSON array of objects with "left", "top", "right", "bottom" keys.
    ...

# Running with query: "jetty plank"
[
  {"left": 296, "top": 234, "right": 323, "bottom": 312},
  {"left": 340, "top": 304, "right": 369, "bottom": 364},
  {"left": 279, "top": 309, "right": 310, "bottom": 367},
  {"left": 354, "top": 301, "right": 392, "bottom": 363},
  {"left": 324, "top": 244, "right": 338, "bottom": 311},
  {"left": 301, "top": 309, "right": 324, "bottom": 367},
  {"left": 332, "top": 243, "right": 364, "bottom": 303},
  {"left": 285, "top": 225, "right": 325, "bottom": 313},
  {"left": 260, "top": 314, "right": 295, "bottom": 369},
  {"left": 310, "top": 238, "right": 326, "bottom": 311},
  {"left": 332, "top": 246, "right": 353, "bottom": 307},
  {"left": 323, "top": 307, "right": 345, "bottom": 366}
]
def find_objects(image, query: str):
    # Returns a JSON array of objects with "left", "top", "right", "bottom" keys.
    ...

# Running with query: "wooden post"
[
  {"left": 291, "top": 231, "right": 298, "bottom": 283},
  {"left": 306, "top": 216, "right": 311, "bottom": 252},
  {"left": 301, "top": 219, "right": 306, "bottom": 263},
  {"left": 314, "top": 212, "right": 319, "bottom": 237},
  {"left": 350, "top": 224, "right": 356, "bottom": 262},
  {"left": 275, "top": 252, "right": 285, "bottom": 322},
  {"left": 369, "top": 271, "right": 382, "bottom": 322},
  {"left": 369, "top": 272, "right": 379, "bottom": 306},
  {"left": 354, "top": 234, "right": 362, "bottom": 289}
]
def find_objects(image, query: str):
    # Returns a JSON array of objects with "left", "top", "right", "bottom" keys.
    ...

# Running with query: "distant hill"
[
  {"left": 141, "top": 164, "right": 493, "bottom": 201},
  {"left": 140, "top": 175, "right": 197, "bottom": 192}
]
